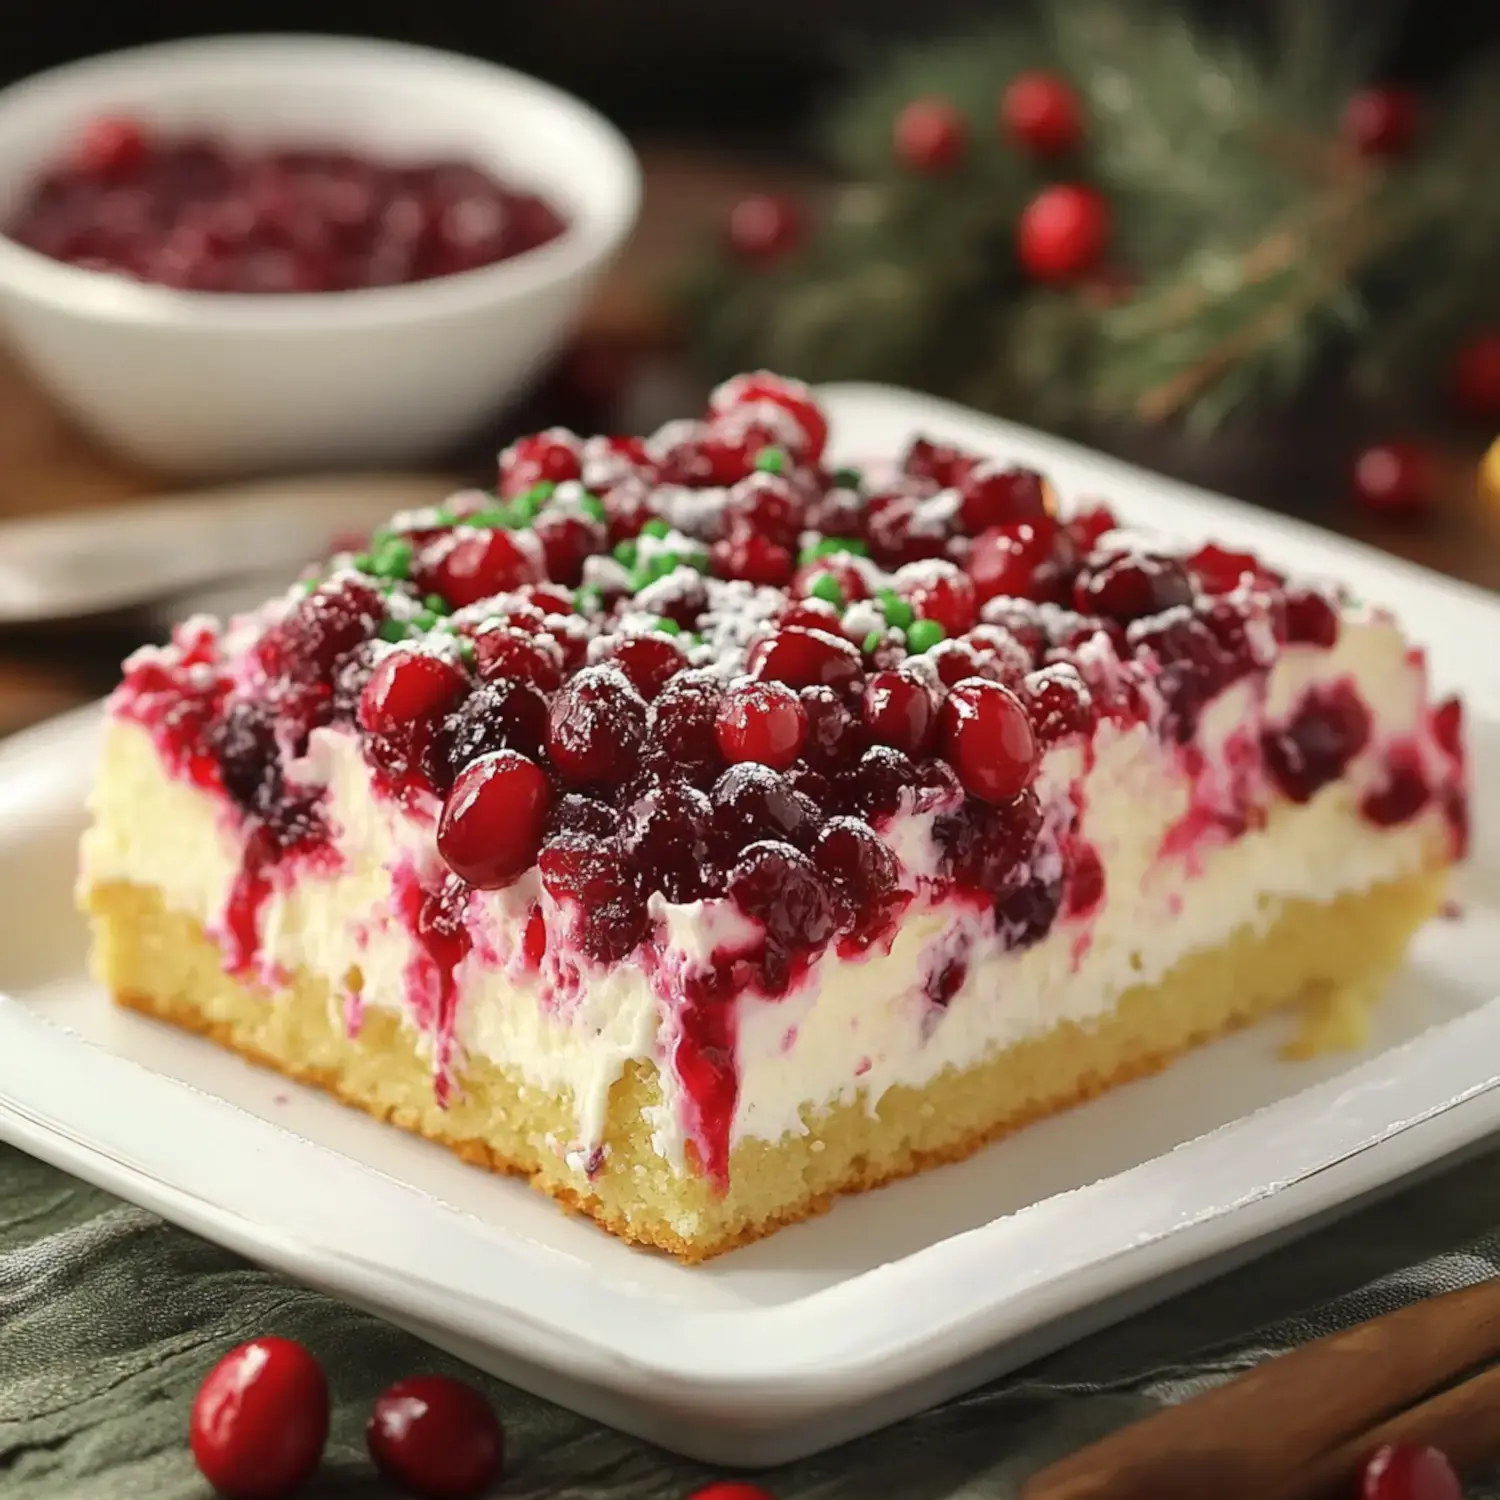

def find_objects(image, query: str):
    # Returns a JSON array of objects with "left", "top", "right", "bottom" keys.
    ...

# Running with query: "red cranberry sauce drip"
[
  {"left": 390, "top": 862, "right": 474, "bottom": 1103},
  {"left": 8, "top": 122, "right": 567, "bottom": 291}
]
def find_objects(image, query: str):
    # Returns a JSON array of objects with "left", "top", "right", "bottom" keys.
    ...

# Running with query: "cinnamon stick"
[{"left": 1021, "top": 1278, "right": 1500, "bottom": 1500}]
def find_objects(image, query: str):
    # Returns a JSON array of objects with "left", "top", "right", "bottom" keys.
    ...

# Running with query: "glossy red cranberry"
[
  {"left": 1001, "top": 71, "right": 1084, "bottom": 156},
  {"left": 358, "top": 651, "right": 468, "bottom": 736},
  {"left": 538, "top": 832, "right": 648, "bottom": 962},
  {"left": 711, "top": 531, "right": 796, "bottom": 587},
  {"left": 940, "top": 678, "right": 1037, "bottom": 804},
  {"left": 903, "top": 437, "right": 978, "bottom": 488},
  {"left": 254, "top": 577, "right": 384, "bottom": 684},
  {"left": 417, "top": 529, "right": 542, "bottom": 608},
  {"left": 712, "top": 763, "right": 818, "bottom": 853},
  {"left": 646, "top": 672, "right": 726, "bottom": 781},
  {"left": 438, "top": 751, "right": 551, "bottom": 888},
  {"left": 445, "top": 678, "right": 549, "bottom": 770},
  {"left": 779, "top": 596, "right": 846, "bottom": 633},
  {"left": 896, "top": 561, "right": 978, "bottom": 636},
  {"left": 862, "top": 670, "right": 936, "bottom": 757},
  {"left": 709, "top": 370, "right": 828, "bottom": 463},
  {"left": 800, "top": 684, "right": 867, "bottom": 770},
  {"left": 627, "top": 778, "right": 715, "bottom": 902},
  {"left": 729, "top": 840, "right": 836, "bottom": 955},
  {"left": 366, "top": 1375, "right": 504, "bottom": 1499},
  {"left": 1352, "top": 441, "right": 1435, "bottom": 517},
  {"left": 533, "top": 512, "right": 602, "bottom": 586},
  {"left": 865, "top": 492, "right": 948, "bottom": 567},
  {"left": 727, "top": 193, "right": 804, "bottom": 263},
  {"left": 1361, "top": 1444, "right": 1461, "bottom": 1500},
  {"left": 1073, "top": 552, "right": 1193, "bottom": 622},
  {"left": 937, "top": 788, "right": 1042, "bottom": 892},
  {"left": 1022, "top": 665, "right": 1096, "bottom": 746},
  {"left": 1344, "top": 87, "right": 1421, "bottom": 157},
  {"left": 73, "top": 115, "right": 150, "bottom": 178},
  {"left": 967, "top": 518, "right": 1068, "bottom": 603},
  {"left": 1282, "top": 585, "right": 1341, "bottom": 647},
  {"left": 518, "top": 581, "right": 575, "bottom": 614},
  {"left": 1066, "top": 503, "right": 1119, "bottom": 551},
  {"left": 472, "top": 624, "right": 563, "bottom": 691},
  {"left": 1262, "top": 682, "right": 1373, "bottom": 803},
  {"left": 813, "top": 816, "right": 908, "bottom": 945},
  {"left": 190, "top": 1337, "right": 329, "bottom": 1500},
  {"left": 1362, "top": 754, "right": 1432, "bottom": 827},
  {"left": 749, "top": 626, "right": 864, "bottom": 694},
  {"left": 500, "top": 429, "right": 582, "bottom": 496},
  {"left": 1187, "top": 543, "right": 1261, "bottom": 595},
  {"left": 1016, "top": 183, "right": 1111, "bottom": 283},
  {"left": 957, "top": 464, "right": 1050, "bottom": 533},
  {"left": 959, "top": 624, "right": 1032, "bottom": 685},
  {"left": 894, "top": 98, "right": 968, "bottom": 172},
  {"left": 687, "top": 1481, "right": 777, "bottom": 1500},
  {"left": 842, "top": 744, "right": 919, "bottom": 823},
  {"left": 603, "top": 633, "right": 688, "bottom": 700},
  {"left": 548, "top": 665, "right": 647, "bottom": 786},
  {"left": 716, "top": 681, "right": 808, "bottom": 769},
  {"left": 550, "top": 792, "right": 623, "bottom": 839}
]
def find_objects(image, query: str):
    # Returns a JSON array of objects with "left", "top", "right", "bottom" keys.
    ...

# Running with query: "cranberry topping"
[
  {"left": 843, "top": 744, "right": 919, "bottom": 823},
  {"left": 1021, "top": 665, "right": 1095, "bottom": 746},
  {"left": 1262, "top": 681, "right": 1373, "bottom": 803},
  {"left": 1073, "top": 551, "right": 1193, "bottom": 622},
  {"left": 438, "top": 751, "right": 551, "bottom": 889},
  {"left": 601, "top": 632, "right": 687, "bottom": 700},
  {"left": 472, "top": 624, "right": 563, "bottom": 691},
  {"left": 1067, "top": 503, "right": 1119, "bottom": 551},
  {"left": 997, "top": 868, "right": 1066, "bottom": 948},
  {"left": 1361, "top": 750, "right": 1432, "bottom": 827},
  {"left": 711, "top": 531, "right": 796, "bottom": 587},
  {"left": 688, "top": 1486, "right": 777, "bottom": 1500},
  {"left": 813, "top": 817, "right": 909, "bottom": 946},
  {"left": 533, "top": 512, "right": 602, "bottom": 586},
  {"left": 626, "top": 779, "right": 715, "bottom": 902},
  {"left": 445, "top": 678, "right": 548, "bottom": 772},
  {"left": 416, "top": 529, "right": 541, "bottom": 608},
  {"left": 500, "top": 429, "right": 581, "bottom": 496},
  {"left": 538, "top": 833, "right": 648, "bottom": 963},
  {"left": 709, "top": 370, "right": 828, "bottom": 462},
  {"left": 903, "top": 436, "right": 978, "bottom": 488},
  {"left": 749, "top": 626, "right": 864, "bottom": 694},
  {"left": 1186, "top": 542, "right": 1261, "bottom": 595},
  {"left": 1433, "top": 696, "right": 1464, "bottom": 760},
  {"left": 936, "top": 789, "right": 1043, "bottom": 896},
  {"left": 1066, "top": 842, "right": 1105, "bottom": 916},
  {"left": 367, "top": 1376, "right": 504, "bottom": 1500},
  {"left": 253, "top": 576, "right": 383, "bottom": 685},
  {"left": 10, "top": 125, "right": 566, "bottom": 292},
  {"left": 1282, "top": 585, "right": 1341, "bottom": 647},
  {"left": 862, "top": 670, "right": 937, "bottom": 757},
  {"left": 967, "top": 517, "right": 1072, "bottom": 604},
  {"left": 939, "top": 679, "right": 1038, "bottom": 804},
  {"left": 358, "top": 651, "right": 467, "bottom": 737},
  {"left": 895, "top": 560, "right": 978, "bottom": 635},
  {"left": 547, "top": 665, "right": 647, "bottom": 786},
  {"left": 549, "top": 792, "right": 623, "bottom": 839},
  {"left": 712, "top": 762, "right": 818, "bottom": 854},
  {"left": 716, "top": 680, "right": 808, "bottom": 769},
  {"left": 728, "top": 841, "right": 836, "bottom": 989},
  {"left": 957, "top": 464, "right": 1050, "bottom": 533},
  {"left": 1131, "top": 608, "right": 1253, "bottom": 743},
  {"left": 645, "top": 671, "right": 725, "bottom": 782},
  {"left": 190, "top": 1337, "right": 329, "bottom": 1500},
  {"left": 800, "top": 684, "right": 867, "bottom": 768}
]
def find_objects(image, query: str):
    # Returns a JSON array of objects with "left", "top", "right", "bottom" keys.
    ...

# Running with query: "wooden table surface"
[{"left": 0, "top": 145, "right": 1495, "bottom": 738}]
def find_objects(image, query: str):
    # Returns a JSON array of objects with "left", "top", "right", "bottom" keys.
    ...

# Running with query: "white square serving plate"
[{"left": 3, "top": 382, "right": 1500, "bottom": 1469}]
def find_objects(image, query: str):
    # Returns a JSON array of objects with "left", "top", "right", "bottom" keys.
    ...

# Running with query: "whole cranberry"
[
  {"left": 813, "top": 815, "right": 908, "bottom": 944},
  {"left": 627, "top": 777, "right": 715, "bottom": 902},
  {"left": 728, "top": 840, "right": 836, "bottom": 954},
  {"left": 438, "top": 750, "right": 551, "bottom": 888},
  {"left": 800, "top": 684, "right": 866, "bottom": 771},
  {"left": 538, "top": 832, "right": 649, "bottom": 962},
  {"left": 1361, "top": 1444, "right": 1461, "bottom": 1500},
  {"left": 957, "top": 464, "right": 1050, "bottom": 533},
  {"left": 748, "top": 626, "right": 864, "bottom": 694},
  {"left": 472, "top": 624, "right": 563, "bottom": 691},
  {"left": 445, "top": 678, "right": 549, "bottom": 770},
  {"left": 842, "top": 744, "right": 919, "bottom": 823},
  {"left": 357, "top": 651, "right": 468, "bottom": 736},
  {"left": 254, "top": 576, "right": 384, "bottom": 684},
  {"left": 711, "top": 531, "right": 795, "bottom": 587},
  {"left": 940, "top": 678, "right": 1038, "bottom": 804},
  {"left": 903, "top": 436, "right": 978, "bottom": 487},
  {"left": 367, "top": 1374, "right": 504, "bottom": 1499},
  {"left": 687, "top": 1484, "right": 777, "bottom": 1500},
  {"left": 548, "top": 665, "right": 647, "bottom": 786},
  {"left": 967, "top": 518, "right": 1069, "bottom": 603},
  {"left": 189, "top": 1337, "right": 329, "bottom": 1500},
  {"left": 722, "top": 472, "right": 803, "bottom": 545},
  {"left": 602, "top": 632, "right": 687, "bottom": 701},
  {"left": 533, "top": 512, "right": 601, "bottom": 586},
  {"left": 862, "top": 671, "right": 937, "bottom": 757},
  {"left": 708, "top": 370, "right": 828, "bottom": 462},
  {"left": 1073, "top": 552, "right": 1193, "bottom": 622},
  {"left": 416, "top": 529, "right": 542, "bottom": 608},
  {"left": 1066, "top": 503, "right": 1119, "bottom": 552},
  {"left": 1187, "top": 542, "right": 1261, "bottom": 596},
  {"left": 894, "top": 560, "right": 978, "bottom": 636},
  {"left": 1021, "top": 666, "right": 1096, "bottom": 747},
  {"left": 1282, "top": 585, "right": 1341, "bottom": 648},
  {"left": 712, "top": 762, "right": 818, "bottom": 853},
  {"left": 500, "top": 428, "right": 582, "bottom": 496},
  {"left": 645, "top": 671, "right": 725, "bottom": 781},
  {"left": 779, "top": 596, "right": 846, "bottom": 634},
  {"left": 716, "top": 680, "right": 808, "bottom": 770}
]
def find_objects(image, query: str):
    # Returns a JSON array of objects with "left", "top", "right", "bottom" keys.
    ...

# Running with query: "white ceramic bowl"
[{"left": 0, "top": 36, "right": 641, "bottom": 478}]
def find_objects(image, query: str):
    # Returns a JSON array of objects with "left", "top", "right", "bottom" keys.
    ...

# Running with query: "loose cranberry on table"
[
  {"left": 7, "top": 120, "right": 567, "bottom": 292},
  {"left": 190, "top": 1337, "right": 329, "bottom": 1499},
  {"left": 367, "top": 1375, "right": 505, "bottom": 1499},
  {"left": 1360, "top": 1443, "right": 1462, "bottom": 1500},
  {"left": 687, "top": 1484, "right": 776, "bottom": 1500}
]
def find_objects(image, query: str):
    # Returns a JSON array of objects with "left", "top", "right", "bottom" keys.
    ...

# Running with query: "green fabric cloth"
[{"left": 5, "top": 1139, "right": 1500, "bottom": 1499}]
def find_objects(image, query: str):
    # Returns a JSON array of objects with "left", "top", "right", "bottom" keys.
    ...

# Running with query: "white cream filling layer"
[{"left": 80, "top": 611, "right": 1450, "bottom": 1177}]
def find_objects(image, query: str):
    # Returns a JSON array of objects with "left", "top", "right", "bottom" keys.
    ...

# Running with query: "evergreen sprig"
[{"left": 681, "top": 0, "right": 1500, "bottom": 433}]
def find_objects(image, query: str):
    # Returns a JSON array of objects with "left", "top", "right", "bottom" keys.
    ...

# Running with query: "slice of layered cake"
[{"left": 78, "top": 374, "right": 1467, "bottom": 1260}]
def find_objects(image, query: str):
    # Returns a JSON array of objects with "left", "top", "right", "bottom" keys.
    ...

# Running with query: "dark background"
[{"left": 4, "top": 0, "right": 1500, "bottom": 147}]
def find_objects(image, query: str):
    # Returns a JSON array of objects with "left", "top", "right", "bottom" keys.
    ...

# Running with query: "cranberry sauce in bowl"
[{"left": 5, "top": 117, "right": 568, "bottom": 293}]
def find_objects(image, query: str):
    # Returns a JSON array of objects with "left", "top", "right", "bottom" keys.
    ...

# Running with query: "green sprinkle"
[
  {"left": 294, "top": 579, "right": 317, "bottom": 598},
  {"left": 508, "top": 493, "right": 542, "bottom": 526},
  {"left": 411, "top": 609, "right": 440, "bottom": 633},
  {"left": 424, "top": 593, "right": 451, "bottom": 616},
  {"left": 613, "top": 539, "right": 639, "bottom": 567},
  {"left": 651, "top": 616, "right": 682, "bottom": 636},
  {"left": 350, "top": 552, "right": 373, "bottom": 573},
  {"left": 878, "top": 590, "right": 915, "bottom": 630},
  {"left": 455, "top": 636, "right": 476, "bottom": 666},
  {"left": 809, "top": 573, "right": 845, "bottom": 608},
  {"left": 754, "top": 446, "right": 787, "bottom": 474},
  {"left": 833, "top": 466, "right": 863, "bottom": 490},
  {"left": 378, "top": 618, "right": 409, "bottom": 644},
  {"left": 523, "top": 481, "right": 556, "bottom": 506},
  {"left": 907, "top": 618, "right": 946, "bottom": 653},
  {"left": 580, "top": 493, "right": 607, "bottom": 522},
  {"left": 467, "top": 507, "right": 515, "bottom": 530},
  {"left": 370, "top": 538, "right": 414, "bottom": 581},
  {"left": 799, "top": 536, "right": 869, "bottom": 564},
  {"left": 651, "top": 552, "right": 682, "bottom": 580},
  {"left": 575, "top": 585, "right": 603, "bottom": 616},
  {"left": 641, "top": 517, "right": 671, "bottom": 539},
  {"left": 429, "top": 508, "right": 458, "bottom": 527},
  {"left": 862, "top": 628, "right": 886, "bottom": 655}
]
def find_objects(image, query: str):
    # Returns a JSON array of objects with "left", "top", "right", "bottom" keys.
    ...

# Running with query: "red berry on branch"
[
  {"left": 190, "top": 1337, "right": 329, "bottom": 1500},
  {"left": 1000, "top": 71, "right": 1084, "bottom": 157},
  {"left": 1361, "top": 1443, "right": 1461, "bottom": 1500},
  {"left": 1351, "top": 441, "right": 1436, "bottom": 517},
  {"left": 727, "top": 194, "right": 804, "bottom": 264},
  {"left": 1452, "top": 332, "right": 1500, "bottom": 421},
  {"left": 1344, "top": 86, "right": 1421, "bottom": 157},
  {"left": 1017, "top": 184, "right": 1111, "bottom": 283},
  {"left": 894, "top": 98, "right": 968, "bottom": 173}
]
